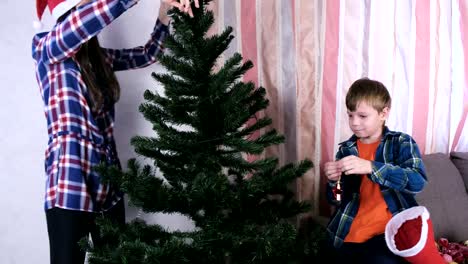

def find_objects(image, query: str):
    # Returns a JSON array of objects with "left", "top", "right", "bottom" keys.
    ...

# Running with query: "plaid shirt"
[
  {"left": 32, "top": 0, "right": 168, "bottom": 212},
  {"left": 325, "top": 127, "right": 427, "bottom": 248}
]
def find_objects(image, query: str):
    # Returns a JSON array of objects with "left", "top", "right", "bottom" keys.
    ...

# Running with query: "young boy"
[{"left": 324, "top": 78, "right": 427, "bottom": 263}]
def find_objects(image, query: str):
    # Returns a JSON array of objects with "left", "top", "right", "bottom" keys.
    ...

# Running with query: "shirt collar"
[{"left": 338, "top": 126, "right": 393, "bottom": 148}]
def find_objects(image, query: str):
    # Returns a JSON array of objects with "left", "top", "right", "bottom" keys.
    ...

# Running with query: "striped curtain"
[{"left": 208, "top": 0, "right": 468, "bottom": 216}]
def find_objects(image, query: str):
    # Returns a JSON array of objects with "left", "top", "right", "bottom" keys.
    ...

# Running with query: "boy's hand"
[
  {"left": 338, "top": 155, "right": 372, "bottom": 175},
  {"left": 324, "top": 161, "right": 342, "bottom": 181}
]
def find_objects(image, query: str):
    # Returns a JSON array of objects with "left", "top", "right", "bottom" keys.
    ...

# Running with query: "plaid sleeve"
[
  {"left": 33, "top": 0, "right": 139, "bottom": 64},
  {"left": 102, "top": 19, "right": 169, "bottom": 71},
  {"left": 370, "top": 134, "right": 427, "bottom": 193}
]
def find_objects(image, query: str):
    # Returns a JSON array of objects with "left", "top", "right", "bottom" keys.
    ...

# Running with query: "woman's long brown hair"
[
  {"left": 75, "top": 36, "right": 120, "bottom": 113},
  {"left": 59, "top": 10, "right": 120, "bottom": 113}
]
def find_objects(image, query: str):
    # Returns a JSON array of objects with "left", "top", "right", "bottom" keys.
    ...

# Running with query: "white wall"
[{"left": 0, "top": 1, "right": 193, "bottom": 263}]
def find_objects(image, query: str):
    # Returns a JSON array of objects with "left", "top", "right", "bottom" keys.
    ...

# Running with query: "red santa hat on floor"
[
  {"left": 385, "top": 206, "right": 446, "bottom": 264},
  {"left": 34, "top": 0, "right": 83, "bottom": 29}
]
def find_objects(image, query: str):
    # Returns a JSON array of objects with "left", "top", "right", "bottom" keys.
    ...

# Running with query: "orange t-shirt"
[{"left": 344, "top": 140, "right": 393, "bottom": 243}]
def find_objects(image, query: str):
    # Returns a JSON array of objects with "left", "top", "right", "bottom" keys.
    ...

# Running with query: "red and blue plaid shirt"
[
  {"left": 32, "top": 0, "right": 168, "bottom": 212},
  {"left": 325, "top": 127, "right": 427, "bottom": 248}
]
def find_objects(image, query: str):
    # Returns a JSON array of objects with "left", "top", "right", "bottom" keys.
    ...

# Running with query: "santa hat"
[
  {"left": 385, "top": 206, "right": 446, "bottom": 264},
  {"left": 35, "top": 0, "right": 82, "bottom": 29}
]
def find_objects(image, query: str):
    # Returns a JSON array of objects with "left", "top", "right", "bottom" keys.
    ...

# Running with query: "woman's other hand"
[{"left": 162, "top": 0, "right": 199, "bottom": 18}]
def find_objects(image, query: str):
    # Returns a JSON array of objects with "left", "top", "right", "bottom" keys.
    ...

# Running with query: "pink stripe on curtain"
[
  {"left": 258, "top": 0, "right": 281, "bottom": 160},
  {"left": 412, "top": 0, "right": 431, "bottom": 154},
  {"left": 240, "top": 0, "right": 258, "bottom": 88},
  {"left": 295, "top": 0, "right": 321, "bottom": 213},
  {"left": 320, "top": 0, "right": 340, "bottom": 216},
  {"left": 240, "top": 0, "right": 259, "bottom": 162},
  {"left": 206, "top": 0, "right": 219, "bottom": 37},
  {"left": 452, "top": 0, "right": 468, "bottom": 151}
]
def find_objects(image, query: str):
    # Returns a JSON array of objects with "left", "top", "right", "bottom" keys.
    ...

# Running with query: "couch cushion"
[
  {"left": 450, "top": 151, "right": 468, "bottom": 193},
  {"left": 417, "top": 153, "right": 468, "bottom": 242}
]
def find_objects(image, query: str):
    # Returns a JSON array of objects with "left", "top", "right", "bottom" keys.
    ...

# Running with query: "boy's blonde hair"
[{"left": 345, "top": 77, "right": 391, "bottom": 112}]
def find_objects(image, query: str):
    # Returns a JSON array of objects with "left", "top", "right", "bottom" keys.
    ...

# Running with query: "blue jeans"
[{"left": 332, "top": 234, "right": 408, "bottom": 264}]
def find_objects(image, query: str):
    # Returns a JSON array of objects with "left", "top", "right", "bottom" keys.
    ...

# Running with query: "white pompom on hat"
[{"left": 35, "top": 0, "right": 83, "bottom": 27}]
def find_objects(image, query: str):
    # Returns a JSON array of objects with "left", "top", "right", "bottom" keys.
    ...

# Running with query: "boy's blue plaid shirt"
[
  {"left": 326, "top": 127, "right": 427, "bottom": 248},
  {"left": 32, "top": 0, "right": 168, "bottom": 212}
]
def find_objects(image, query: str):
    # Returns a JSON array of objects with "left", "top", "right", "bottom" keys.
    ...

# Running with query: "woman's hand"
[{"left": 163, "top": 0, "right": 200, "bottom": 18}]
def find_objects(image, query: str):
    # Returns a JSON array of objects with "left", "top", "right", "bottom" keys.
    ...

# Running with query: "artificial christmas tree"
[{"left": 85, "top": 0, "right": 314, "bottom": 263}]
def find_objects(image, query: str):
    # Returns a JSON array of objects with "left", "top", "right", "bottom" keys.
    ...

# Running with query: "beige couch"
[{"left": 417, "top": 152, "right": 468, "bottom": 242}]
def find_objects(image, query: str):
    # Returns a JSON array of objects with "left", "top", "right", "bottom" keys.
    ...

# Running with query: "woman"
[{"left": 32, "top": 0, "right": 198, "bottom": 263}]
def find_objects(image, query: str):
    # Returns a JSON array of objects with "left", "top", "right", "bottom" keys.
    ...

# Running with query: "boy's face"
[{"left": 347, "top": 101, "right": 389, "bottom": 144}]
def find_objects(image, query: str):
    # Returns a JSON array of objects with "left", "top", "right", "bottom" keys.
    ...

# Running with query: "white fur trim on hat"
[
  {"left": 33, "top": 20, "right": 44, "bottom": 31},
  {"left": 51, "top": 0, "right": 83, "bottom": 20},
  {"left": 385, "top": 206, "right": 430, "bottom": 257}
]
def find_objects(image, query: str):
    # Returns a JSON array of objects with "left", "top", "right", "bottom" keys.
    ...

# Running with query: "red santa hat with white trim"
[
  {"left": 34, "top": 0, "right": 83, "bottom": 29},
  {"left": 385, "top": 206, "right": 446, "bottom": 264}
]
